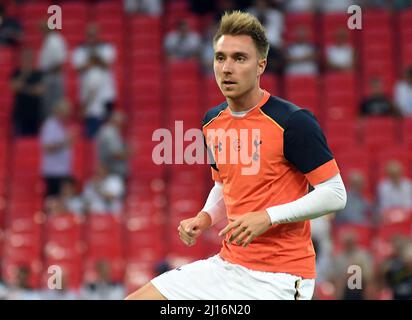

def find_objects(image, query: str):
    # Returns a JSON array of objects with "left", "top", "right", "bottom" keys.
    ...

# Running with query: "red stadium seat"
[
  {"left": 164, "top": 13, "right": 201, "bottom": 33},
  {"left": 125, "top": 227, "right": 164, "bottom": 261},
  {"left": 124, "top": 260, "right": 155, "bottom": 293},
  {"left": 2, "top": 217, "right": 43, "bottom": 287},
  {"left": 361, "top": 117, "right": 398, "bottom": 153},
  {"left": 285, "top": 13, "right": 316, "bottom": 44},
  {"left": 43, "top": 213, "right": 84, "bottom": 288},
  {"left": 84, "top": 215, "right": 123, "bottom": 279},
  {"left": 362, "top": 10, "right": 392, "bottom": 31},
  {"left": 401, "top": 118, "right": 412, "bottom": 150},
  {"left": 332, "top": 223, "right": 374, "bottom": 253},
  {"left": 375, "top": 147, "right": 411, "bottom": 179},
  {"left": 321, "top": 13, "right": 356, "bottom": 46},
  {"left": 260, "top": 74, "right": 279, "bottom": 96},
  {"left": 130, "top": 16, "right": 161, "bottom": 33},
  {"left": 285, "top": 75, "right": 320, "bottom": 114},
  {"left": 83, "top": 214, "right": 124, "bottom": 282},
  {"left": 373, "top": 211, "right": 412, "bottom": 262}
]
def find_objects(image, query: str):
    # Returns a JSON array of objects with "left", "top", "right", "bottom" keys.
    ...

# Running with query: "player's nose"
[{"left": 222, "top": 60, "right": 233, "bottom": 74}]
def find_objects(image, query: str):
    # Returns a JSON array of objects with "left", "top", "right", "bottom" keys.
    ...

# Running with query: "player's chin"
[{"left": 221, "top": 89, "right": 239, "bottom": 99}]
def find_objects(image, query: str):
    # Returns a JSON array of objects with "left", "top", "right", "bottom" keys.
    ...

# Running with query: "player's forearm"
[
  {"left": 201, "top": 181, "right": 227, "bottom": 226},
  {"left": 266, "top": 174, "right": 347, "bottom": 224}
]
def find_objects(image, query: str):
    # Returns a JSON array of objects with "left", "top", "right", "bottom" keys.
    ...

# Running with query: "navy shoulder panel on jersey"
[
  {"left": 283, "top": 109, "right": 334, "bottom": 175},
  {"left": 202, "top": 102, "right": 228, "bottom": 128},
  {"left": 202, "top": 102, "right": 227, "bottom": 172},
  {"left": 260, "top": 96, "right": 300, "bottom": 129}
]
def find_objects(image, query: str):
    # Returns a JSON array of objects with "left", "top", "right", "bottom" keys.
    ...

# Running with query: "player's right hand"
[{"left": 178, "top": 212, "right": 211, "bottom": 246}]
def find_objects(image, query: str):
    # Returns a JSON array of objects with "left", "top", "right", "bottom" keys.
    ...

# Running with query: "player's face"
[{"left": 214, "top": 35, "right": 266, "bottom": 99}]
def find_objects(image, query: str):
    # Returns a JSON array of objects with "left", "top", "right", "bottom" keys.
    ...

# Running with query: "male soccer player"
[{"left": 126, "top": 11, "right": 347, "bottom": 300}]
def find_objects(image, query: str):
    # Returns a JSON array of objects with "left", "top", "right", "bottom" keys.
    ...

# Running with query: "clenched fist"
[{"left": 178, "top": 211, "right": 212, "bottom": 246}]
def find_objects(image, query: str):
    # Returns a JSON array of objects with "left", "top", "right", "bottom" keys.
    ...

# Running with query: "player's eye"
[
  {"left": 236, "top": 56, "right": 246, "bottom": 62},
  {"left": 215, "top": 55, "right": 225, "bottom": 62}
]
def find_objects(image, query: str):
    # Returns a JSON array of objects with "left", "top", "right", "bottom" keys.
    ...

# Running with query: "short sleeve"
[{"left": 284, "top": 110, "right": 339, "bottom": 186}]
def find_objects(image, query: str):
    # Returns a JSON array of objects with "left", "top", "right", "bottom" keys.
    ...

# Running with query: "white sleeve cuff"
[
  {"left": 201, "top": 181, "right": 226, "bottom": 226},
  {"left": 266, "top": 174, "right": 347, "bottom": 224}
]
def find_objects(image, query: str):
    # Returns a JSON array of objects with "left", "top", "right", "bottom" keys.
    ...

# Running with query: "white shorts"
[{"left": 151, "top": 255, "right": 315, "bottom": 300}]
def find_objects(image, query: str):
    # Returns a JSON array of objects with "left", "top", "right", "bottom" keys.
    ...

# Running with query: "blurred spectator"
[
  {"left": 10, "top": 49, "right": 44, "bottom": 136},
  {"left": 284, "top": 0, "right": 315, "bottom": 11},
  {"left": 361, "top": 0, "right": 392, "bottom": 9},
  {"left": 81, "top": 260, "right": 125, "bottom": 300},
  {"left": 96, "top": 111, "right": 130, "bottom": 179},
  {"left": 391, "top": 0, "right": 412, "bottom": 10},
  {"left": 72, "top": 23, "right": 116, "bottom": 136},
  {"left": 6, "top": 265, "right": 41, "bottom": 300},
  {"left": 361, "top": 77, "right": 399, "bottom": 117},
  {"left": 59, "top": 177, "right": 85, "bottom": 215},
  {"left": 394, "top": 67, "right": 412, "bottom": 116},
  {"left": 43, "top": 196, "right": 66, "bottom": 215},
  {"left": 40, "top": 99, "right": 77, "bottom": 197},
  {"left": 330, "top": 232, "right": 374, "bottom": 300},
  {"left": 0, "top": 4, "right": 22, "bottom": 47},
  {"left": 285, "top": 26, "right": 318, "bottom": 75},
  {"left": 80, "top": 55, "right": 114, "bottom": 138},
  {"left": 311, "top": 215, "right": 333, "bottom": 282},
  {"left": 335, "top": 171, "right": 373, "bottom": 225},
  {"left": 83, "top": 166, "right": 125, "bottom": 215},
  {"left": 326, "top": 28, "right": 355, "bottom": 72},
  {"left": 377, "top": 160, "right": 412, "bottom": 214},
  {"left": 189, "top": 0, "right": 217, "bottom": 14},
  {"left": 200, "top": 19, "right": 219, "bottom": 75},
  {"left": 319, "top": 0, "right": 356, "bottom": 12},
  {"left": 247, "top": 0, "right": 285, "bottom": 74},
  {"left": 38, "top": 20, "right": 68, "bottom": 119},
  {"left": 41, "top": 272, "right": 79, "bottom": 300},
  {"left": 124, "top": 0, "right": 163, "bottom": 15},
  {"left": 384, "top": 240, "right": 412, "bottom": 299},
  {"left": 164, "top": 20, "right": 201, "bottom": 60}
]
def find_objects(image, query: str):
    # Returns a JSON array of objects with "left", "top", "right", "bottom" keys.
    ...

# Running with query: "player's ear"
[{"left": 257, "top": 58, "right": 267, "bottom": 76}]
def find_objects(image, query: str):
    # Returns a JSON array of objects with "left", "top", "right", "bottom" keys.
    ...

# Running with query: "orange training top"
[{"left": 202, "top": 90, "right": 340, "bottom": 279}]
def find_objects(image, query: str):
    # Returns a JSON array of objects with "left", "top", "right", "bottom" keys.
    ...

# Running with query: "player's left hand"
[{"left": 218, "top": 211, "right": 272, "bottom": 247}]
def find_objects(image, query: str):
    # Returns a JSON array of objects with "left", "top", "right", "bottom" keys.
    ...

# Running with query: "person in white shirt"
[
  {"left": 285, "top": 0, "right": 316, "bottom": 12},
  {"left": 40, "top": 99, "right": 77, "bottom": 196},
  {"left": 83, "top": 166, "right": 125, "bottom": 215},
  {"left": 378, "top": 160, "right": 412, "bottom": 215},
  {"left": 38, "top": 21, "right": 68, "bottom": 119},
  {"left": 319, "top": 0, "right": 356, "bottom": 12},
  {"left": 394, "top": 67, "right": 412, "bottom": 116},
  {"left": 81, "top": 55, "right": 114, "bottom": 138},
  {"left": 326, "top": 28, "right": 355, "bottom": 72},
  {"left": 247, "top": 0, "right": 285, "bottom": 74},
  {"left": 123, "top": 0, "right": 162, "bottom": 16},
  {"left": 286, "top": 26, "right": 318, "bottom": 75},
  {"left": 59, "top": 177, "right": 85, "bottom": 215},
  {"left": 164, "top": 20, "right": 201, "bottom": 60},
  {"left": 72, "top": 23, "right": 116, "bottom": 136}
]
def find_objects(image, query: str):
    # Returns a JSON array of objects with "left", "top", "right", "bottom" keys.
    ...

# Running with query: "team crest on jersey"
[
  {"left": 253, "top": 136, "right": 262, "bottom": 161},
  {"left": 233, "top": 139, "right": 242, "bottom": 152}
]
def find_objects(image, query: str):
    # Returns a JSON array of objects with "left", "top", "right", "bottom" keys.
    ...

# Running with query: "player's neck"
[{"left": 227, "top": 87, "right": 264, "bottom": 113}]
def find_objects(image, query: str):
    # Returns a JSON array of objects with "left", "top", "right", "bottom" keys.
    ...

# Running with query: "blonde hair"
[{"left": 213, "top": 11, "right": 269, "bottom": 59}]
